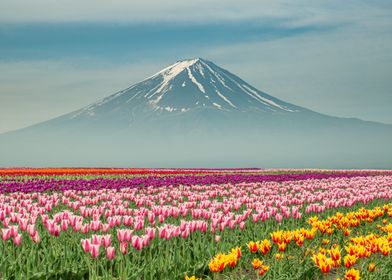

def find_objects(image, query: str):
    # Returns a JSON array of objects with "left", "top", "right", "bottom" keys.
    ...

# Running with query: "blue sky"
[{"left": 0, "top": 0, "right": 392, "bottom": 132}]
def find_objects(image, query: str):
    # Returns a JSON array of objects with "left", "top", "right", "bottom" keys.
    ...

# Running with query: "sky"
[{"left": 1, "top": 0, "right": 392, "bottom": 133}]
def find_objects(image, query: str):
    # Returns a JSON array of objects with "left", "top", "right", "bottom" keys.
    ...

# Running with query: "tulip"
[
  {"left": 103, "top": 235, "right": 112, "bottom": 247},
  {"left": 32, "top": 231, "right": 41, "bottom": 243},
  {"left": 344, "top": 255, "right": 357, "bottom": 268},
  {"left": 258, "top": 265, "right": 269, "bottom": 276},
  {"left": 106, "top": 246, "right": 115, "bottom": 261},
  {"left": 259, "top": 240, "right": 271, "bottom": 255},
  {"left": 368, "top": 262, "right": 376, "bottom": 272},
  {"left": 81, "top": 239, "right": 91, "bottom": 253},
  {"left": 252, "top": 258, "right": 262, "bottom": 270},
  {"left": 119, "top": 242, "right": 128, "bottom": 255},
  {"left": 1, "top": 228, "right": 10, "bottom": 241},
  {"left": 13, "top": 234, "right": 22, "bottom": 246},
  {"left": 90, "top": 244, "right": 100, "bottom": 258},
  {"left": 247, "top": 241, "right": 258, "bottom": 253},
  {"left": 345, "top": 268, "right": 360, "bottom": 280}
]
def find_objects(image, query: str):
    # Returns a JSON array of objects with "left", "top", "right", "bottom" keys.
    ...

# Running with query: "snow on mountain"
[{"left": 68, "top": 58, "right": 303, "bottom": 123}]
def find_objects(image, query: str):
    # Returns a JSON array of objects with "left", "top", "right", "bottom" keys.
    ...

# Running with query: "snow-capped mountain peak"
[{"left": 70, "top": 58, "right": 303, "bottom": 121}]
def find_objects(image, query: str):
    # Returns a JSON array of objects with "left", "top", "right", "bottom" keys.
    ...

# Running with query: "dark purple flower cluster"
[{"left": 0, "top": 172, "right": 378, "bottom": 193}]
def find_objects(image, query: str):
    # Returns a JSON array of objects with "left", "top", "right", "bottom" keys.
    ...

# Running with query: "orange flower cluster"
[
  {"left": 208, "top": 247, "right": 241, "bottom": 273},
  {"left": 311, "top": 245, "right": 341, "bottom": 273},
  {"left": 346, "top": 233, "right": 392, "bottom": 259},
  {"left": 247, "top": 239, "right": 271, "bottom": 255},
  {"left": 208, "top": 203, "right": 392, "bottom": 278},
  {"left": 270, "top": 228, "right": 316, "bottom": 252},
  {"left": 251, "top": 258, "right": 269, "bottom": 276},
  {"left": 345, "top": 268, "right": 360, "bottom": 280},
  {"left": 309, "top": 207, "right": 384, "bottom": 235},
  {"left": 312, "top": 252, "right": 333, "bottom": 273}
]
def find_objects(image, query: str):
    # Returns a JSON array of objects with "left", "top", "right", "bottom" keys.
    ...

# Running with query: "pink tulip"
[
  {"left": 81, "top": 239, "right": 91, "bottom": 253},
  {"left": 1, "top": 228, "right": 10, "bottom": 241},
  {"left": 27, "top": 224, "right": 36, "bottom": 237},
  {"left": 9, "top": 226, "right": 19, "bottom": 238},
  {"left": 119, "top": 242, "right": 128, "bottom": 255},
  {"left": 275, "top": 213, "right": 283, "bottom": 223},
  {"left": 106, "top": 246, "right": 115, "bottom": 260},
  {"left": 73, "top": 221, "right": 83, "bottom": 232},
  {"left": 32, "top": 231, "right": 41, "bottom": 243},
  {"left": 90, "top": 244, "right": 100, "bottom": 258},
  {"left": 13, "top": 234, "right": 22, "bottom": 246},
  {"left": 19, "top": 218, "right": 29, "bottom": 231},
  {"left": 3, "top": 217, "right": 10, "bottom": 227},
  {"left": 101, "top": 224, "right": 110, "bottom": 233},
  {"left": 92, "top": 234, "right": 102, "bottom": 245},
  {"left": 61, "top": 220, "right": 69, "bottom": 231},
  {"left": 103, "top": 235, "right": 112, "bottom": 247},
  {"left": 131, "top": 236, "right": 142, "bottom": 251},
  {"left": 81, "top": 225, "right": 89, "bottom": 234}
]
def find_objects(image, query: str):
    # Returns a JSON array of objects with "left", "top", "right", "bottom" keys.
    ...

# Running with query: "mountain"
[
  {"left": 68, "top": 58, "right": 302, "bottom": 119},
  {"left": 1, "top": 58, "right": 391, "bottom": 168},
  {"left": 33, "top": 58, "right": 307, "bottom": 132}
]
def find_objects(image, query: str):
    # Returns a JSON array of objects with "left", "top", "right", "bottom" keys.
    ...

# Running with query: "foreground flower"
[
  {"left": 208, "top": 255, "right": 225, "bottom": 273},
  {"left": 13, "top": 234, "right": 22, "bottom": 246},
  {"left": 277, "top": 242, "right": 287, "bottom": 252},
  {"left": 258, "top": 265, "right": 269, "bottom": 276},
  {"left": 312, "top": 253, "right": 332, "bottom": 273},
  {"left": 248, "top": 241, "right": 259, "bottom": 253},
  {"left": 259, "top": 239, "right": 271, "bottom": 255},
  {"left": 275, "top": 253, "right": 284, "bottom": 260},
  {"left": 343, "top": 255, "right": 357, "bottom": 268},
  {"left": 106, "top": 246, "right": 115, "bottom": 261},
  {"left": 185, "top": 275, "right": 202, "bottom": 280},
  {"left": 252, "top": 258, "right": 262, "bottom": 269},
  {"left": 329, "top": 245, "right": 341, "bottom": 267},
  {"left": 368, "top": 262, "right": 376, "bottom": 272},
  {"left": 81, "top": 239, "right": 91, "bottom": 253},
  {"left": 209, "top": 247, "right": 241, "bottom": 273},
  {"left": 345, "top": 268, "right": 360, "bottom": 280},
  {"left": 90, "top": 244, "right": 100, "bottom": 258},
  {"left": 329, "top": 245, "right": 341, "bottom": 261}
]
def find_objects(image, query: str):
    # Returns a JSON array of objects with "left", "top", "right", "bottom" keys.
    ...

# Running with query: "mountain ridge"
[{"left": 1, "top": 58, "right": 391, "bottom": 168}]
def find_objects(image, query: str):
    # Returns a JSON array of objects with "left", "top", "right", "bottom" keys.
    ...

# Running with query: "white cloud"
[
  {"left": 0, "top": 0, "right": 296, "bottom": 23},
  {"left": 0, "top": 0, "right": 389, "bottom": 27}
]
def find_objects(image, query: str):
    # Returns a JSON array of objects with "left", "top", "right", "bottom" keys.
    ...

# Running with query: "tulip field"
[{"left": 1, "top": 168, "right": 392, "bottom": 279}]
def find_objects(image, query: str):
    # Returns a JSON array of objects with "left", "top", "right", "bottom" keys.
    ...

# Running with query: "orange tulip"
[
  {"left": 259, "top": 239, "right": 271, "bottom": 255},
  {"left": 343, "top": 255, "right": 357, "bottom": 268},
  {"left": 368, "top": 263, "right": 376, "bottom": 272},
  {"left": 330, "top": 245, "right": 341, "bottom": 261},
  {"left": 275, "top": 253, "right": 284, "bottom": 260},
  {"left": 258, "top": 265, "right": 269, "bottom": 276},
  {"left": 252, "top": 258, "right": 263, "bottom": 270},
  {"left": 345, "top": 268, "right": 360, "bottom": 280},
  {"left": 277, "top": 242, "right": 287, "bottom": 252},
  {"left": 248, "top": 241, "right": 259, "bottom": 253}
]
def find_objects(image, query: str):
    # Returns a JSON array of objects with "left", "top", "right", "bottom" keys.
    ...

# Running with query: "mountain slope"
[
  {"left": 69, "top": 58, "right": 303, "bottom": 118},
  {"left": 29, "top": 58, "right": 312, "bottom": 132},
  {"left": 1, "top": 58, "right": 391, "bottom": 168}
]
